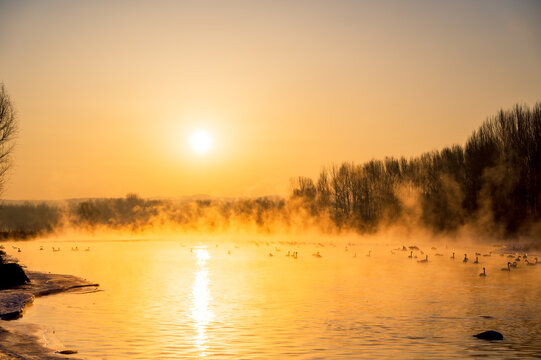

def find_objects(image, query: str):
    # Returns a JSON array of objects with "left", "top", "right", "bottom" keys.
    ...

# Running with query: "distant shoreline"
[{"left": 0, "top": 268, "right": 98, "bottom": 359}]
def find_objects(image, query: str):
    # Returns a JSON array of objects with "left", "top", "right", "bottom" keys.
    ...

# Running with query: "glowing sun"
[{"left": 189, "top": 130, "right": 213, "bottom": 154}]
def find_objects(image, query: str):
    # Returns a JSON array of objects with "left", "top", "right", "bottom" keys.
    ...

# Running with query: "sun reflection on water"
[{"left": 190, "top": 247, "right": 213, "bottom": 357}]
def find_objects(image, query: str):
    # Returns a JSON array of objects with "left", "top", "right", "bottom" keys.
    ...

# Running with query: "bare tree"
[{"left": 0, "top": 83, "right": 18, "bottom": 195}]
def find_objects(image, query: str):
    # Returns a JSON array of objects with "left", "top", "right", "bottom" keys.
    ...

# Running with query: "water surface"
[{"left": 4, "top": 236, "right": 541, "bottom": 359}]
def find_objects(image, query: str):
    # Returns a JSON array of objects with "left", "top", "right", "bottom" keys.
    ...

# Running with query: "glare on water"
[{"left": 190, "top": 247, "right": 213, "bottom": 357}]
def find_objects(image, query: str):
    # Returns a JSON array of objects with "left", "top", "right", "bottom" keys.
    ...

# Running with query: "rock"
[
  {"left": 0, "top": 310, "right": 23, "bottom": 321},
  {"left": 473, "top": 330, "right": 504, "bottom": 340},
  {"left": 0, "top": 263, "right": 30, "bottom": 290},
  {"left": 56, "top": 349, "right": 78, "bottom": 355}
]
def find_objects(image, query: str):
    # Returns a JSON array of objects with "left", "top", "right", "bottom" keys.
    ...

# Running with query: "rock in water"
[
  {"left": 473, "top": 330, "right": 504, "bottom": 340},
  {"left": 0, "top": 309, "right": 23, "bottom": 320},
  {"left": 56, "top": 349, "right": 78, "bottom": 355},
  {"left": 0, "top": 263, "right": 31, "bottom": 290}
]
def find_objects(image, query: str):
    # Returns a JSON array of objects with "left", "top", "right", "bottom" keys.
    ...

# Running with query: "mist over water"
[{"left": 3, "top": 234, "right": 541, "bottom": 359}]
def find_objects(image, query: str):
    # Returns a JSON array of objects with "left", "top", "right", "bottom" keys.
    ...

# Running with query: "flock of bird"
[
  {"left": 6, "top": 245, "right": 91, "bottom": 252},
  {"left": 4, "top": 241, "right": 539, "bottom": 279},
  {"left": 450, "top": 249, "right": 538, "bottom": 276},
  {"left": 257, "top": 242, "right": 538, "bottom": 278},
  {"left": 396, "top": 245, "right": 538, "bottom": 277}
]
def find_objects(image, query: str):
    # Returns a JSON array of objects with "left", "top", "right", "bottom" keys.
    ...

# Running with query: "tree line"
[
  {"left": 291, "top": 103, "right": 541, "bottom": 238},
  {"left": 0, "top": 194, "right": 301, "bottom": 237}
]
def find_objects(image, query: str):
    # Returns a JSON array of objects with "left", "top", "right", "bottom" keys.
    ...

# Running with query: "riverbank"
[{"left": 0, "top": 270, "right": 99, "bottom": 359}]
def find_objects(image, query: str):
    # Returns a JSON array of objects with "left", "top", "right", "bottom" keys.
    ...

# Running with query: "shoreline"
[{"left": 0, "top": 270, "right": 99, "bottom": 359}]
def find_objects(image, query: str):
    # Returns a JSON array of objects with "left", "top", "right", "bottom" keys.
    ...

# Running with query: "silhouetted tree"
[
  {"left": 0, "top": 83, "right": 18, "bottom": 195},
  {"left": 291, "top": 102, "right": 541, "bottom": 237}
]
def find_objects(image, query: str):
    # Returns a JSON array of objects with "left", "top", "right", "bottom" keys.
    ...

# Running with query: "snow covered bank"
[{"left": 0, "top": 271, "right": 98, "bottom": 359}]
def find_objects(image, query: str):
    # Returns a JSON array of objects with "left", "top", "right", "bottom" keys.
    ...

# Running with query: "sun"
[{"left": 189, "top": 130, "right": 213, "bottom": 154}]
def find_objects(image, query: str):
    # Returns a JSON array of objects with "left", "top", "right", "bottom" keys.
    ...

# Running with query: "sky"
[{"left": 0, "top": 0, "right": 540, "bottom": 200}]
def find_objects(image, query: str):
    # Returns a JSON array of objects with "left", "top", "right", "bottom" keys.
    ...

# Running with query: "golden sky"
[{"left": 1, "top": 0, "right": 540, "bottom": 200}]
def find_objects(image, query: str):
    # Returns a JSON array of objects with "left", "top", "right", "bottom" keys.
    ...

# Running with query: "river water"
[{"left": 2, "top": 235, "right": 541, "bottom": 359}]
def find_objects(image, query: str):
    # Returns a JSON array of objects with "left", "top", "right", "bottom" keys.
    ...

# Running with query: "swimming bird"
[
  {"left": 408, "top": 251, "right": 413, "bottom": 259},
  {"left": 451, "top": 252, "right": 455, "bottom": 259},
  {"left": 366, "top": 250, "right": 371, "bottom": 257},
  {"left": 501, "top": 262, "right": 511, "bottom": 271},
  {"left": 418, "top": 255, "right": 428, "bottom": 263},
  {"left": 515, "top": 255, "right": 521, "bottom": 262},
  {"left": 286, "top": 251, "right": 290, "bottom": 257},
  {"left": 474, "top": 256, "right": 479, "bottom": 264},
  {"left": 483, "top": 252, "right": 492, "bottom": 257},
  {"left": 479, "top": 267, "right": 486, "bottom": 277},
  {"left": 463, "top": 254, "right": 468, "bottom": 263},
  {"left": 507, "top": 254, "right": 515, "bottom": 258},
  {"left": 435, "top": 253, "right": 443, "bottom": 256},
  {"left": 475, "top": 252, "right": 481, "bottom": 256},
  {"left": 39, "top": 246, "right": 44, "bottom": 251},
  {"left": 85, "top": 247, "right": 90, "bottom": 251},
  {"left": 510, "top": 262, "right": 518, "bottom": 268},
  {"left": 353, "top": 252, "right": 357, "bottom": 258},
  {"left": 312, "top": 251, "right": 322, "bottom": 258},
  {"left": 17, "top": 248, "right": 21, "bottom": 253},
  {"left": 268, "top": 253, "right": 273, "bottom": 257}
]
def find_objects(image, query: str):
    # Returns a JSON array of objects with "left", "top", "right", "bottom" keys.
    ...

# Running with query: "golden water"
[{"left": 4, "top": 236, "right": 541, "bottom": 359}]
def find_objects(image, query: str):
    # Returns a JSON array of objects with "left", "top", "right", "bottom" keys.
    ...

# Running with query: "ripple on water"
[{"left": 4, "top": 239, "right": 541, "bottom": 359}]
